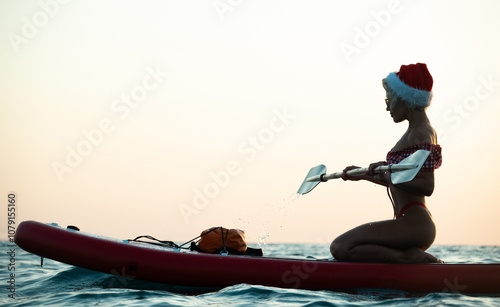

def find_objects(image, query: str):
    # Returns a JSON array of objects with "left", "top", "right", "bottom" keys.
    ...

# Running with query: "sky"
[{"left": 1, "top": 0, "right": 500, "bottom": 246}]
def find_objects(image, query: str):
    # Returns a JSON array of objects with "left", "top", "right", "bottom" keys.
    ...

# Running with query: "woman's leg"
[
  {"left": 330, "top": 214, "right": 440, "bottom": 263},
  {"left": 334, "top": 244, "right": 441, "bottom": 263}
]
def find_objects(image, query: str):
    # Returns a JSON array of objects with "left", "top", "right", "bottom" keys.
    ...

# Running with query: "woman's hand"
[
  {"left": 342, "top": 162, "right": 390, "bottom": 187},
  {"left": 367, "top": 161, "right": 390, "bottom": 186},
  {"left": 366, "top": 161, "right": 387, "bottom": 175},
  {"left": 341, "top": 166, "right": 365, "bottom": 181}
]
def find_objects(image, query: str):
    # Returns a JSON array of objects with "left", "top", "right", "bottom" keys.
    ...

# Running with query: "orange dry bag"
[{"left": 197, "top": 227, "right": 247, "bottom": 254}]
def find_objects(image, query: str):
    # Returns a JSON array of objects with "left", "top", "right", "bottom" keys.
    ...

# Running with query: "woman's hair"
[{"left": 382, "top": 79, "right": 428, "bottom": 112}]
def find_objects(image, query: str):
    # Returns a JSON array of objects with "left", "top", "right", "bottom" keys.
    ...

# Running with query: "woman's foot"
[{"left": 405, "top": 247, "right": 444, "bottom": 263}]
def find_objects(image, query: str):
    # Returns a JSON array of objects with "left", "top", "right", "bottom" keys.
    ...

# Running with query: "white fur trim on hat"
[{"left": 385, "top": 72, "right": 432, "bottom": 107}]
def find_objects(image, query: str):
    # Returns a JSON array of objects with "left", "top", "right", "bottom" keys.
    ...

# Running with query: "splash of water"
[
  {"left": 257, "top": 229, "right": 270, "bottom": 246},
  {"left": 255, "top": 192, "right": 303, "bottom": 244}
]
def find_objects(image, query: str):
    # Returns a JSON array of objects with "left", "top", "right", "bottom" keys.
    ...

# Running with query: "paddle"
[{"left": 297, "top": 150, "right": 431, "bottom": 195}]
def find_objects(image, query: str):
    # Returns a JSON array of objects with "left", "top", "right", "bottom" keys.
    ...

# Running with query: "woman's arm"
[
  {"left": 394, "top": 128, "right": 436, "bottom": 196},
  {"left": 342, "top": 163, "right": 435, "bottom": 195},
  {"left": 342, "top": 162, "right": 389, "bottom": 187}
]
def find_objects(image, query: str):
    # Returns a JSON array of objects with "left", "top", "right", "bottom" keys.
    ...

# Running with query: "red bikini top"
[{"left": 386, "top": 143, "right": 442, "bottom": 172}]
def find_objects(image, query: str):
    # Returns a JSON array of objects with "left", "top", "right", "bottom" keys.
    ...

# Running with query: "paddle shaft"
[{"left": 306, "top": 164, "right": 418, "bottom": 183}]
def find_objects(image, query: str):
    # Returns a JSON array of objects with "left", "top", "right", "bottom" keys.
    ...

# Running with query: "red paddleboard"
[{"left": 14, "top": 220, "right": 500, "bottom": 294}]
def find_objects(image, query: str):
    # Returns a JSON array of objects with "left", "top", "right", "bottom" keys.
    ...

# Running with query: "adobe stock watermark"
[
  {"left": 8, "top": 0, "right": 71, "bottom": 54},
  {"left": 108, "top": 266, "right": 136, "bottom": 288},
  {"left": 6, "top": 192, "right": 17, "bottom": 300},
  {"left": 442, "top": 277, "right": 468, "bottom": 293},
  {"left": 51, "top": 65, "right": 168, "bottom": 182},
  {"left": 437, "top": 74, "right": 499, "bottom": 144},
  {"left": 178, "top": 106, "right": 296, "bottom": 224},
  {"left": 281, "top": 260, "right": 319, "bottom": 289},
  {"left": 213, "top": 0, "right": 243, "bottom": 21},
  {"left": 340, "top": 0, "right": 402, "bottom": 63}
]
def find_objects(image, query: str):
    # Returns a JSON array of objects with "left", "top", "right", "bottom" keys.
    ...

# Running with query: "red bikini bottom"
[{"left": 396, "top": 202, "right": 430, "bottom": 219}]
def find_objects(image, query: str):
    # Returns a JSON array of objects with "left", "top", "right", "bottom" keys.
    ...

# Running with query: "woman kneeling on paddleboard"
[{"left": 330, "top": 63, "right": 444, "bottom": 264}]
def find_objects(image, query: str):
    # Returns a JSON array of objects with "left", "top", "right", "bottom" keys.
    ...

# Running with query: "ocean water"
[{"left": 2, "top": 242, "right": 500, "bottom": 306}]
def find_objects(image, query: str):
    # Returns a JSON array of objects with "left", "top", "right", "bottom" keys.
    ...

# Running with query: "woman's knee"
[{"left": 330, "top": 237, "right": 349, "bottom": 261}]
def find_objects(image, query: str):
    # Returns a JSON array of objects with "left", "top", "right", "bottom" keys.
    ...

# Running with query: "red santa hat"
[{"left": 385, "top": 63, "right": 433, "bottom": 108}]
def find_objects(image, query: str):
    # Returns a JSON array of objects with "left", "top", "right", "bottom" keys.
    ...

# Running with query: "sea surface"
[{"left": 2, "top": 241, "right": 500, "bottom": 306}]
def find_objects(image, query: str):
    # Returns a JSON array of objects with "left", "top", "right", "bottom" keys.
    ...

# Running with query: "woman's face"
[{"left": 386, "top": 97, "right": 406, "bottom": 123}]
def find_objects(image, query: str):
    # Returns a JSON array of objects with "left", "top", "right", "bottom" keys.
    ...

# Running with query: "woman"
[{"left": 330, "top": 63, "right": 443, "bottom": 263}]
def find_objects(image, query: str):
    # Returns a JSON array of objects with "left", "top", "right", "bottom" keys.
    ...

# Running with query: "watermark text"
[
  {"left": 179, "top": 106, "right": 295, "bottom": 223},
  {"left": 6, "top": 193, "right": 17, "bottom": 299},
  {"left": 8, "top": 0, "right": 71, "bottom": 53},
  {"left": 51, "top": 65, "right": 168, "bottom": 182},
  {"left": 437, "top": 74, "right": 499, "bottom": 143},
  {"left": 340, "top": 0, "right": 402, "bottom": 63}
]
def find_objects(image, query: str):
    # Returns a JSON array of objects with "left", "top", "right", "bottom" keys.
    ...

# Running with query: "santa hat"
[{"left": 385, "top": 63, "right": 433, "bottom": 108}]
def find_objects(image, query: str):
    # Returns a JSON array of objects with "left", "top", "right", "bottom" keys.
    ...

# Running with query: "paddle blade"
[
  {"left": 297, "top": 164, "right": 326, "bottom": 195},
  {"left": 391, "top": 150, "right": 431, "bottom": 184}
]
